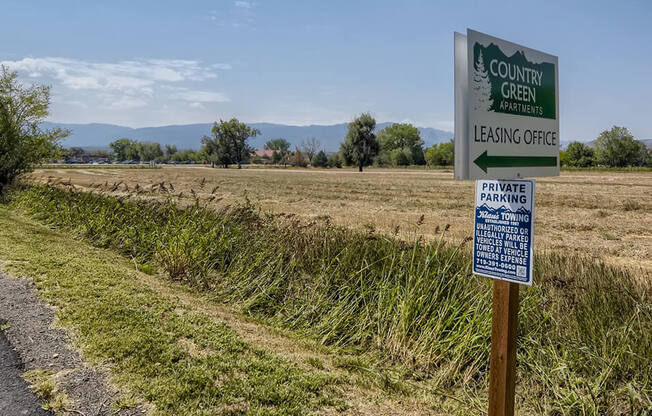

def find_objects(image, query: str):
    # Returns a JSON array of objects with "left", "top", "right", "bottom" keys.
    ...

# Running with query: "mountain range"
[
  {"left": 561, "top": 138, "right": 652, "bottom": 149},
  {"left": 42, "top": 121, "right": 454, "bottom": 152},
  {"left": 477, "top": 204, "right": 531, "bottom": 215}
]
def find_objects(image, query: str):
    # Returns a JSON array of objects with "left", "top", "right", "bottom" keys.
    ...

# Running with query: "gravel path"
[
  {"left": 0, "top": 271, "right": 142, "bottom": 415},
  {"left": 0, "top": 326, "right": 52, "bottom": 415}
]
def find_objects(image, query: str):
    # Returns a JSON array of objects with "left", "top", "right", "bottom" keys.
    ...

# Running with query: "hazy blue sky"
[{"left": 1, "top": 0, "right": 650, "bottom": 140}]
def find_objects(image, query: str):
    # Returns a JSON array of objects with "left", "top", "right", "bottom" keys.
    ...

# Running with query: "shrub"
[
  {"left": 327, "top": 153, "right": 342, "bottom": 168},
  {"left": 311, "top": 150, "right": 328, "bottom": 167},
  {"left": 291, "top": 148, "right": 308, "bottom": 167},
  {"left": 425, "top": 141, "right": 454, "bottom": 166},
  {"left": 0, "top": 67, "right": 68, "bottom": 194},
  {"left": 562, "top": 141, "right": 595, "bottom": 167}
]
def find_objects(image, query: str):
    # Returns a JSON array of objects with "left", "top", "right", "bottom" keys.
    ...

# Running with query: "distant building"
[{"left": 252, "top": 149, "right": 275, "bottom": 158}]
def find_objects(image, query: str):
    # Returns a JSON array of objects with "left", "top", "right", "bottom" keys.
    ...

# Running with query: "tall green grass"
[{"left": 9, "top": 184, "right": 651, "bottom": 414}]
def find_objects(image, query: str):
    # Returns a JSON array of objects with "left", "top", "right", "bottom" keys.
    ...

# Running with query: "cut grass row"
[{"left": 7, "top": 184, "right": 652, "bottom": 414}]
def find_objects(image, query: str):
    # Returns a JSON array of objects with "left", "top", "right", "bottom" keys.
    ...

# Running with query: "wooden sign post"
[
  {"left": 471, "top": 179, "right": 533, "bottom": 415},
  {"left": 488, "top": 280, "right": 519, "bottom": 416}
]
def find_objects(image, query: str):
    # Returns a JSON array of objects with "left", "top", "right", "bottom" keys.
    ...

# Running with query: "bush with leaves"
[
  {"left": 594, "top": 126, "right": 647, "bottom": 167},
  {"left": 561, "top": 141, "right": 595, "bottom": 167},
  {"left": 311, "top": 150, "right": 328, "bottom": 167},
  {"left": 376, "top": 123, "right": 425, "bottom": 166},
  {"left": 327, "top": 153, "right": 342, "bottom": 168},
  {"left": 425, "top": 141, "right": 454, "bottom": 166},
  {"left": 0, "top": 67, "right": 68, "bottom": 193},
  {"left": 390, "top": 148, "right": 412, "bottom": 166}
]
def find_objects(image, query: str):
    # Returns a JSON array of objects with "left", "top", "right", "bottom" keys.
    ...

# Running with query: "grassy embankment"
[
  {"left": 0, "top": 205, "right": 348, "bottom": 415},
  {"left": 5, "top": 184, "right": 652, "bottom": 415}
]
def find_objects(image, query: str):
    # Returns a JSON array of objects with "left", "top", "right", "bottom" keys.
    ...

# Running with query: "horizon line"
[{"left": 45, "top": 119, "right": 454, "bottom": 131}]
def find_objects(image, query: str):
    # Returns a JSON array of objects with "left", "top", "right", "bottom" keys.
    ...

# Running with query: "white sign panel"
[
  {"left": 455, "top": 30, "right": 559, "bottom": 180},
  {"left": 473, "top": 179, "right": 535, "bottom": 285}
]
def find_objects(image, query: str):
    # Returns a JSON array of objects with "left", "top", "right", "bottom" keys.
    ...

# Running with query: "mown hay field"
[{"left": 31, "top": 166, "right": 652, "bottom": 273}]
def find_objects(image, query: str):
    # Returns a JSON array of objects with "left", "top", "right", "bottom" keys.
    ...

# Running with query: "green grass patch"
[
  {"left": 560, "top": 166, "right": 652, "bottom": 172},
  {"left": 23, "top": 369, "right": 71, "bottom": 413},
  {"left": 0, "top": 206, "right": 346, "bottom": 415},
  {"left": 6, "top": 184, "right": 652, "bottom": 414}
]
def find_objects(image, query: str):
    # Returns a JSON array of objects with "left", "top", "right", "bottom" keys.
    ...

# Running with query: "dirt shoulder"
[
  {"left": 0, "top": 270, "right": 142, "bottom": 416},
  {"left": 0, "top": 323, "right": 52, "bottom": 416}
]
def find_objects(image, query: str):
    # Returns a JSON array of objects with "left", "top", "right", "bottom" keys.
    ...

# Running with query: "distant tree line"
[
  {"left": 245, "top": 113, "right": 454, "bottom": 171},
  {"left": 100, "top": 119, "right": 650, "bottom": 171},
  {"left": 107, "top": 139, "right": 205, "bottom": 163},
  {"left": 561, "top": 126, "right": 650, "bottom": 168},
  {"left": 337, "top": 113, "right": 454, "bottom": 171},
  {"left": 61, "top": 147, "right": 110, "bottom": 162}
]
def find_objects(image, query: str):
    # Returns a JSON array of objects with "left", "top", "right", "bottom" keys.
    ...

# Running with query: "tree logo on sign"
[{"left": 472, "top": 50, "right": 493, "bottom": 111}]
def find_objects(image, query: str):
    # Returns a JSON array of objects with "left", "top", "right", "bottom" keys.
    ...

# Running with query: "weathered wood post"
[{"left": 488, "top": 281, "right": 519, "bottom": 416}]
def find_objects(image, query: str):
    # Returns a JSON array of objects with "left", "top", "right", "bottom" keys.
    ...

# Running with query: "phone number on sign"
[{"left": 475, "top": 258, "right": 519, "bottom": 271}]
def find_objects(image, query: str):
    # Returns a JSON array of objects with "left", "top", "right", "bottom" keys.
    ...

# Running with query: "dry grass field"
[{"left": 31, "top": 166, "right": 652, "bottom": 273}]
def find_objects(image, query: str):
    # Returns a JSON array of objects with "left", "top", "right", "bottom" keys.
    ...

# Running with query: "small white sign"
[{"left": 473, "top": 179, "right": 535, "bottom": 285}]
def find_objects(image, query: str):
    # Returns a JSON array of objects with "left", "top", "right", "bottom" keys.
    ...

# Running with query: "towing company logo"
[{"left": 472, "top": 42, "right": 556, "bottom": 119}]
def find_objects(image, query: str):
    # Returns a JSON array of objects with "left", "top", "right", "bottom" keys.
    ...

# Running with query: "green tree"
[
  {"left": 130, "top": 142, "right": 143, "bottom": 161},
  {"left": 265, "top": 138, "right": 291, "bottom": 164},
  {"left": 201, "top": 131, "right": 230, "bottom": 167},
  {"left": 61, "top": 146, "right": 88, "bottom": 162},
  {"left": 376, "top": 123, "right": 425, "bottom": 166},
  {"left": 170, "top": 149, "right": 199, "bottom": 163},
  {"left": 425, "top": 141, "right": 454, "bottom": 166},
  {"left": 594, "top": 126, "right": 647, "bottom": 167},
  {"left": 202, "top": 118, "right": 260, "bottom": 169},
  {"left": 562, "top": 141, "right": 594, "bottom": 167},
  {"left": 0, "top": 67, "right": 68, "bottom": 192},
  {"left": 110, "top": 138, "right": 135, "bottom": 161},
  {"left": 68, "top": 147, "right": 86, "bottom": 158},
  {"left": 390, "top": 148, "right": 412, "bottom": 166},
  {"left": 138, "top": 142, "right": 163, "bottom": 162},
  {"left": 340, "top": 113, "right": 378, "bottom": 172},
  {"left": 312, "top": 150, "right": 328, "bottom": 167},
  {"left": 327, "top": 153, "right": 343, "bottom": 168},
  {"left": 265, "top": 138, "right": 291, "bottom": 153},
  {"left": 164, "top": 144, "right": 178, "bottom": 160},
  {"left": 90, "top": 150, "right": 110, "bottom": 159}
]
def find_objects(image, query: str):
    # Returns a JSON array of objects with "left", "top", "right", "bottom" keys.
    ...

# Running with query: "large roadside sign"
[
  {"left": 455, "top": 29, "right": 559, "bottom": 180},
  {"left": 453, "top": 29, "right": 559, "bottom": 416},
  {"left": 473, "top": 179, "right": 534, "bottom": 285}
]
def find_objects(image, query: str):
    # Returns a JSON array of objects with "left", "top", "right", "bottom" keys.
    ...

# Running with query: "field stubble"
[{"left": 31, "top": 166, "right": 652, "bottom": 273}]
